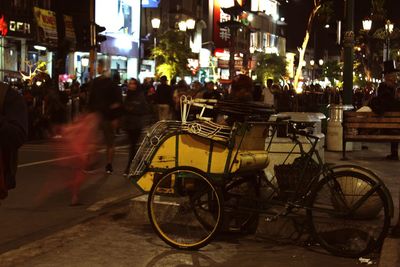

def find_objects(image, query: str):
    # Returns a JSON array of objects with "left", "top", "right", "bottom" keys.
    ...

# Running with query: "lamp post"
[
  {"left": 384, "top": 20, "right": 394, "bottom": 61},
  {"left": 362, "top": 18, "right": 372, "bottom": 82},
  {"left": 310, "top": 59, "right": 315, "bottom": 83},
  {"left": 343, "top": 0, "right": 354, "bottom": 105},
  {"left": 151, "top": 17, "right": 160, "bottom": 76}
]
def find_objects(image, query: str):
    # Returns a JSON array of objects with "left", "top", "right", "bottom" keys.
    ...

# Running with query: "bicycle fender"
[{"left": 331, "top": 164, "right": 394, "bottom": 217}]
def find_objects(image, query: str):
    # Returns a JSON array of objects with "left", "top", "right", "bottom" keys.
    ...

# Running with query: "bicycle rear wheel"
[
  {"left": 307, "top": 171, "right": 390, "bottom": 257},
  {"left": 148, "top": 167, "right": 223, "bottom": 250}
]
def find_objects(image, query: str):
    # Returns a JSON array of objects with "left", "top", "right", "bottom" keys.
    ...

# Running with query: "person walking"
[
  {"left": 0, "top": 82, "right": 28, "bottom": 200},
  {"left": 122, "top": 78, "right": 150, "bottom": 176},
  {"left": 154, "top": 76, "right": 173, "bottom": 120},
  {"left": 87, "top": 58, "right": 122, "bottom": 174}
]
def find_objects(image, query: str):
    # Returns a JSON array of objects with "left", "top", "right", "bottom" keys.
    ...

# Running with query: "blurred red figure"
[{"left": 61, "top": 113, "right": 101, "bottom": 205}]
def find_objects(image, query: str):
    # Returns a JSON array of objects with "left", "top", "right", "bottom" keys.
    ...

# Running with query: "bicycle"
[{"left": 129, "top": 97, "right": 393, "bottom": 258}]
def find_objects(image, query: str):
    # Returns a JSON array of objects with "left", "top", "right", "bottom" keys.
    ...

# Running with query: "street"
[{"left": 0, "top": 140, "right": 140, "bottom": 254}]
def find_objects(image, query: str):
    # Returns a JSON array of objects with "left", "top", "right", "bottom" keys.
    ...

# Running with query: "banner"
[
  {"left": 34, "top": 7, "right": 57, "bottom": 46},
  {"left": 64, "top": 15, "right": 76, "bottom": 49}
]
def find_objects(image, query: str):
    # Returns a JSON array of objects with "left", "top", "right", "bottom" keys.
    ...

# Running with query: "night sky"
[{"left": 281, "top": 0, "right": 400, "bottom": 54}]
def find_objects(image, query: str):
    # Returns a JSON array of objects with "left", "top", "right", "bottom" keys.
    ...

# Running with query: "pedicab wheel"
[
  {"left": 307, "top": 171, "right": 390, "bottom": 258},
  {"left": 148, "top": 166, "right": 223, "bottom": 250}
]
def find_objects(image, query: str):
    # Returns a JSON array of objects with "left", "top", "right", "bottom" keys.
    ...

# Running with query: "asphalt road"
[{"left": 0, "top": 139, "right": 141, "bottom": 254}]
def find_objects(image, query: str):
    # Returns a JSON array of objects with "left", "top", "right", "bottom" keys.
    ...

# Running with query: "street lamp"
[
  {"left": 310, "top": 60, "right": 315, "bottom": 83},
  {"left": 361, "top": 18, "right": 372, "bottom": 81},
  {"left": 385, "top": 20, "right": 394, "bottom": 61},
  {"left": 362, "top": 18, "right": 372, "bottom": 32},
  {"left": 178, "top": 21, "right": 187, "bottom": 32},
  {"left": 151, "top": 18, "right": 160, "bottom": 76},
  {"left": 186, "top": 19, "right": 196, "bottom": 31},
  {"left": 318, "top": 59, "right": 324, "bottom": 66},
  {"left": 151, "top": 18, "right": 160, "bottom": 30}
]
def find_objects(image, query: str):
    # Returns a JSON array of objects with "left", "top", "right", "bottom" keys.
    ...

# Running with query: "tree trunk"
[{"left": 293, "top": 3, "right": 321, "bottom": 89}]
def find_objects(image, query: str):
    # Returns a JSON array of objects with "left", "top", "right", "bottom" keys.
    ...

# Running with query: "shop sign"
[
  {"left": 213, "top": 0, "right": 230, "bottom": 49},
  {"left": 64, "top": 15, "right": 76, "bottom": 49},
  {"left": 217, "top": 58, "right": 243, "bottom": 70},
  {"left": 0, "top": 14, "right": 32, "bottom": 38},
  {"left": 9, "top": 21, "right": 31, "bottom": 35},
  {"left": 34, "top": 7, "right": 58, "bottom": 46}
]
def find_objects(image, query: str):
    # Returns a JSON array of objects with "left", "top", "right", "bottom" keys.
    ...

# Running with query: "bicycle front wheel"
[
  {"left": 307, "top": 171, "right": 390, "bottom": 257},
  {"left": 148, "top": 167, "right": 223, "bottom": 250}
]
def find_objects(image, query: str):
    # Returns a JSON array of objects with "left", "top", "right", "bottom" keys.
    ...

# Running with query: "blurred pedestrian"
[
  {"left": 122, "top": 78, "right": 150, "bottom": 176},
  {"left": 0, "top": 82, "right": 28, "bottom": 200},
  {"left": 87, "top": 58, "right": 123, "bottom": 174},
  {"left": 154, "top": 76, "right": 173, "bottom": 120}
]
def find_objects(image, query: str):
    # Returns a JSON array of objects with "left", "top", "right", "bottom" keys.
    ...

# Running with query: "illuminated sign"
[
  {"left": 251, "top": 0, "right": 278, "bottom": 20},
  {"left": 0, "top": 15, "right": 8, "bottom": 36},
  {"left": 213, "top": 0, "right": 230, "bottom": 49},
  {"left": 142, "top": 0, "right": 160, "bottom": 8},
  {"left": 34, "top": 7, "right": 58, "bottom": 45},
  {"left": 96, "top": 0, "right": 140, "bottom": 57},
  {"left": 9, "top": 21, "right": 31, "bottom": 34}
]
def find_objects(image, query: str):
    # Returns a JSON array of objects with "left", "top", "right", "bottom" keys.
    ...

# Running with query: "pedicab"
[
  {"left": 129, "top": 96, "right": 274, "bottom": 249},
  {"left": 128, "top": 96, "right": 393, "bottom": 257}
]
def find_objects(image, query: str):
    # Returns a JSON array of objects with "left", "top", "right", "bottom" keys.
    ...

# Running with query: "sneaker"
[{"left": 105, "top": 163, "right": 113, "bottom": 174}]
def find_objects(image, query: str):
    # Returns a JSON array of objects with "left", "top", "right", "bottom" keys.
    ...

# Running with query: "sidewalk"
[{"left": 0, "top": 143, "right": 399, "bottom": 267}]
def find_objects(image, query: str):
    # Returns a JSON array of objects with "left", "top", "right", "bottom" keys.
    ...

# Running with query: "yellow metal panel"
[
  {"left": 137, "top": 172, "right": 155, "bottom": 192},
  {"left": 178, "top": 135, "right": 210, "bottom": 172},
  {"left": 150, "top": 136, "right": 176, "bottom": 169}
]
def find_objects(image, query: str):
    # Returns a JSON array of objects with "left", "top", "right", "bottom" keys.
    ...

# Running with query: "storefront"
[
  {"left": 0, "top": 14, "right": 33, "bottom": 81},
  {"left": 95, "top": 0, "right": 141, "bottom": 81}
]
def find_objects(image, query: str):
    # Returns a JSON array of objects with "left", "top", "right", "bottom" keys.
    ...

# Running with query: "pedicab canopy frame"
[{"left": 129, "top": 96, "right": 275, "bottom": 192}]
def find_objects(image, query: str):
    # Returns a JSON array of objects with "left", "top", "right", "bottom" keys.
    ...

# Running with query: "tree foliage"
[
  {"left": 322, "top": 60, "right": 341, "bottom": 86},
  {"left": 254, "top": 53, "right": 287, "bottom": 84},
  {"left": 151, "top": 30, "right": 193, "bottom": 81}
]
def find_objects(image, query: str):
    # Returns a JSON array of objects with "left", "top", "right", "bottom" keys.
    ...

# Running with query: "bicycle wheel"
[
  {"left": 307, "top": 171, "right": 390, "bottom": 257},
  {"left": 148, "top": 167, "right": 223, "bottom": 250},
  {"left": 223, "top": 174, "right": 259, "bottom": 233}
]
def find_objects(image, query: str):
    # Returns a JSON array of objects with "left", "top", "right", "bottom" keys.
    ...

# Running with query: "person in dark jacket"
[
  {"left": 123, "top": 78, "right": 149, "bottom": 175},
  {"left": 154, "top": 76, "right": 173, "bottom": 120},
  {"left": 370, "top": 60, "right": 400, "bottom": 160},
  {"left": 87, "top": 58, "right": 122, "bottom": 173},
  {"left": 0, "top": 82, "right": 28, "bottom": 199}
]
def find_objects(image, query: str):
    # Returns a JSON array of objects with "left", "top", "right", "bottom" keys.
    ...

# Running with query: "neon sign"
[{"left": 0, "top": 15, "right": 8, "bottom": 36}]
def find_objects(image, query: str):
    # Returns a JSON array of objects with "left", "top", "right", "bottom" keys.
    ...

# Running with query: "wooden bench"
[{"left": 342, "top": 111, "right": 400, "bottom": 159}]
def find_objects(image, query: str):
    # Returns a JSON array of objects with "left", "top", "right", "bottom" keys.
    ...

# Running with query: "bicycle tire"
[
  {"left": 307, "top": 170, "right": 390, "bottom": 257},
  {"left": 148, "top": 166, "right": 223, "bottom": 250},
  {"left": 222, "top": 174, "right": 260, "bottom": 234}
]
